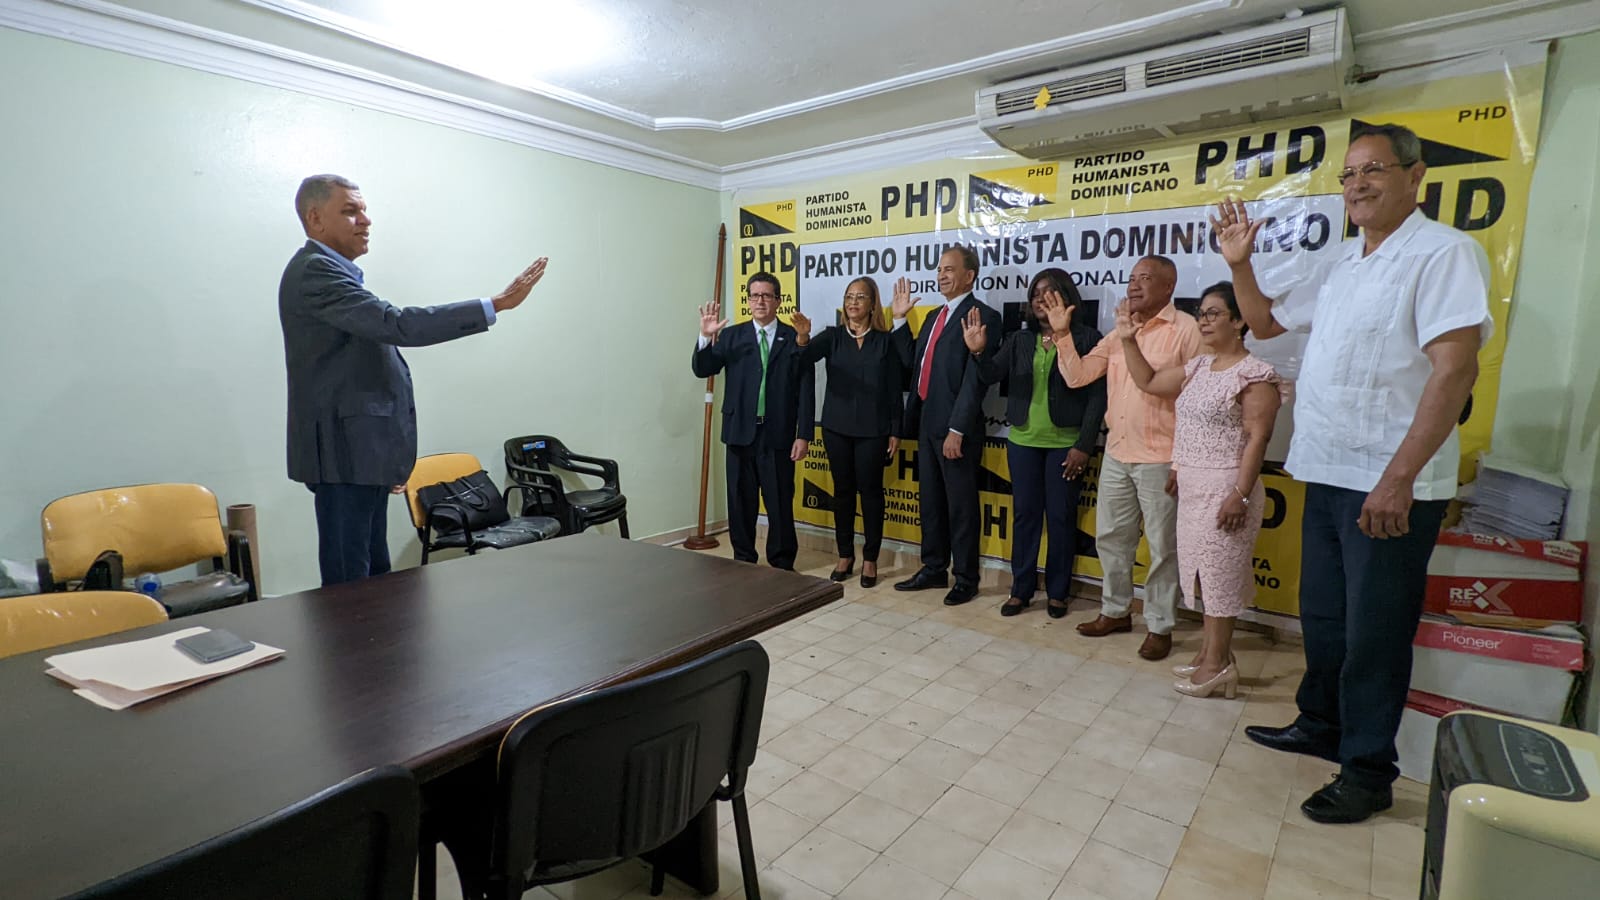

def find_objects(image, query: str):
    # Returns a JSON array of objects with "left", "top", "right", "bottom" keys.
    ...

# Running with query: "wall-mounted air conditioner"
[{"left": 977, "top": 7, "right": 1352, "bottom": 159}]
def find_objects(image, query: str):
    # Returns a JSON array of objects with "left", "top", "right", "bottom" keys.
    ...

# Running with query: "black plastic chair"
[
  {"left": 422, "top": 641, "right": 769, "bottom": 900},
  {"left": 71, "top": 765, "right": 420, "bottom": 900},
  {"left": 503, "top": 435, "right": 629, "bottom": 538}
]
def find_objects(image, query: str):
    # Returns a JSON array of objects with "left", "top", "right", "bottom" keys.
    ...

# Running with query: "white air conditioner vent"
[
  {"left": 993, "top": 68, "right": 1126, "bottom": 116},
  {"left": 977, "top": 7, "right": 1351, "bottom": 159},
  {"left": 1144, "top": 28, "right": 1313, "bottom": 86}
]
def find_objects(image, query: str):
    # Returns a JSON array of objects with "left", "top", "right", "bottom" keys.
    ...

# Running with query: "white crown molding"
[
  {"left": 1353, "top": 0, "right": 1600, "bottom": 71},
  {"left": 719, "top": 0, "right": 1600, "bottom": 191},
  {"left": 718, "top": 117, "right": 999, "bottom": 192},
  {"left": 663, "top": 0, "right": 1238, "bottom": 131},
  {"left": 235, "top": 0, "right": 1236, "bottom": 133},
  {"left": 238, "top": 0, "right": 660, "bottom": 129},
  {"left": 0, "top": 0, "right": 723, "bottom": 189},
  {"left": 7, "top": 0, "right": 1600, "bottom": 195}
]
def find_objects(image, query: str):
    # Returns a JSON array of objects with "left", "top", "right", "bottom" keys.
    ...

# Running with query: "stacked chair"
[{"left": 502, "top": 435, "right": 628, "bottom": 538}]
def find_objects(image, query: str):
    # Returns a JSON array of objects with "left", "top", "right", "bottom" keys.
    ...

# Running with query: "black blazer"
[
  {"left": 691, "top": 320, "right": 816, "bottom": 450},
  {"left": 977, "top": 324, "right": 1108, "bottom": 455},
  {"left": 278, "top": 240, "right": 489, "bottom": 486},
  {"left": 799, "top": 325, "right": 914, "bottom": 438},
  {"left": 902, "top": 294, "right": 1001, "bottom": 439}
]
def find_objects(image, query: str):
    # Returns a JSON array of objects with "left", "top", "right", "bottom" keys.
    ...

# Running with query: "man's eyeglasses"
[
  {"left": 748, "top": 292, "right": 778, "bottom": 301},
  {"left": 1336, "top": 160, "right": 1416, "bottom": 185}
]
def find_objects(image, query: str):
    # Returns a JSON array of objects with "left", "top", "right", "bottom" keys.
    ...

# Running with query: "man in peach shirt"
[{"left": 1048, "top": 255, "right": 1200, "bottom": 660}]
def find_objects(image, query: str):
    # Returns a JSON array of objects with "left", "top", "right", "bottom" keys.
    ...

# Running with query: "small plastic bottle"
[{"left": 134, "top": 572, "right": 162, "bottom": 599}]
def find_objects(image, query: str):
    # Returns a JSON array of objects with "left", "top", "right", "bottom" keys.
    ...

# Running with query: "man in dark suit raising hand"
[
  {"left": 692, "top": 272, "right": 815, "bottom": 569},
  {"left": 279, "top": 173, "right": 547, "bottom": 587},
  {"left": 895, "top": 245, "right": 1000, "bottom": 605}
]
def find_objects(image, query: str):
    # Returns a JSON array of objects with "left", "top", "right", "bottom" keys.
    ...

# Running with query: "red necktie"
[{"left": 917, "top": 305, "right": 950, "bottom": 401}]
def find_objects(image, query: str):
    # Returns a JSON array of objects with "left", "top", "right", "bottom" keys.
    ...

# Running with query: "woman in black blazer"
[
  {"left": 793, "top": 277, "right": 915, "bottom": 587},
  {"left": 961, "top": 268, "right": 1107, "bottom": 618}
]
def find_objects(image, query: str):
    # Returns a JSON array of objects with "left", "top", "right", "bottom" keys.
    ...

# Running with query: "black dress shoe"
[
  {"left": 894, "top": 569, "right": 949, "bottom": 592},
  {"left": 1046, "top": 598, "right": 1069, "bottom": 619},
  {"left": 829, "top": 561, "right": 854, "bottom": 582},
  {"left": 860, "top": 572, "right": 877, "bottom": 589},
  {"left": 1244, "top": 723, "right": 1340, "bottom": 763},
  {"left": 944, "top": 583, "right": 978, "bottom": 606},
  {"left": 1300, "top": 776, "right": 1392, "bottom": 824}
]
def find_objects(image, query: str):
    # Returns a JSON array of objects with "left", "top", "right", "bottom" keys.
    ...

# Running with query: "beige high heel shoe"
[{"left": 1174, "top": 663, "right": 1238, "bottom": 699}]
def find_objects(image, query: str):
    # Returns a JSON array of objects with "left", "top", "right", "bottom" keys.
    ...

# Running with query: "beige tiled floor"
[{"left": 426, "top": 529, "right": 1430, "bottom": 900}]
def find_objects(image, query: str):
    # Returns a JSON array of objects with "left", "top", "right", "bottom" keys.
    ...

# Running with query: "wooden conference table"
[{"left": 0, "top": 534, "right": 842, "bottom": 899}]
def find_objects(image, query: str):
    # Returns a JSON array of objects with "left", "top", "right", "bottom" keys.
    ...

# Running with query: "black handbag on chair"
[{"left": 417, "top": 471, "right": 510, "bottom": 534}]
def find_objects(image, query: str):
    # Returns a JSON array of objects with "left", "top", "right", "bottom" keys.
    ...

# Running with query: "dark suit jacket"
[
  {"left": 977, "top": 324, "right": 1108, "bottom": 455},
  {"left": 799, "top": 325, "right": 914, "bottom": 438},
  {"left": 691, "top": 320, "right": 816, "bottom": 450},
  {"left": 279, "top": 240, "right": 489, "bottom": 486},
  {"left": 902, "top": 294, "right": 1001, "bottom": 439}
]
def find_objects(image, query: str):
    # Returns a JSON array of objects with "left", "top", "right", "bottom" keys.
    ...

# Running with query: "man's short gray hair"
[
  {"left": 1350, "top": 123, "right": 1423, "bottom": 166},
  {"left": 295, "top": 174, "right": 359, "bottom": 224}
]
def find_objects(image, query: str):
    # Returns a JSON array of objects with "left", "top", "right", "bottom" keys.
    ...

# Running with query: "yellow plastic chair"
[
  {"left": 405, "top": 453, "right": 559, "bottom": 564},
  {"left": 38, "top": 483, "right": 256, "bottom": 616},
  {"left": 0, "top": 591, "right": 168, "bottom": 659}
]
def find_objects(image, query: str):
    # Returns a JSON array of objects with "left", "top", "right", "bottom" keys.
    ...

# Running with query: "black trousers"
[
  {"left": 821, "top": 429, "right": 890, "bottom": 562},
  {"left": 1293, "top": 482, "right": 1448, "bottom": 789},
  {"left": 311, "top": 483, "right": 392, "bottom": 587},
  {"left": 725, "top": 424, "right": 798, "bottom": 569},
  {"left": 1007, "top": 442, "right": 1081, "bottom": 601},
  {"left": 917, "top": 428, "right": 983, "bottom": 588}
]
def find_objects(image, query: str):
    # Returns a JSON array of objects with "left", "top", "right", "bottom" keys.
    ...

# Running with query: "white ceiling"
[{"left": 26, "top": 0, "right": 1600, "bottom": 177}]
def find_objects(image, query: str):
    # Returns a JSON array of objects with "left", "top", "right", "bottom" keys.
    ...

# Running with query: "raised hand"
[
  {"left": 791, "top": 309, "right": 813, "bottom": 339},
  {"left": 491, "top": 257, "right": 549, "bottom": 313},
  {"left": 892, "top": 277, "right": 923, "bottom": 320},
  {"left": 1113, "top": 301, "right": 1139, "bottom": 341},
  {"left": 698, "top": 301, "right": 728, "bottom": 339},
  {"left": 1040, "top": 289, "right": 1074, "bottom": 333},
  {"left": 1209, "top": 199, "right": 1265, "bottom": 267},
  {"left": 960, "top": 307, "right": 987, "bottom": 354}
]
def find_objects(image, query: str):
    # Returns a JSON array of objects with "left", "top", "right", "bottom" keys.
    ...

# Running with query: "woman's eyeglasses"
[{"left": 1195, "top": 308, "right": 1230, "bottom": 322}]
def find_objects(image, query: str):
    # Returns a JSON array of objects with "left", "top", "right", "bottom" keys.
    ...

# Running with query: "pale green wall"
[
  {"left": 0, "top": 26, "right": 721, "bottom": 595},
  {"left": 1509, "top": 31, "right": 1600, "bottom": 732}
]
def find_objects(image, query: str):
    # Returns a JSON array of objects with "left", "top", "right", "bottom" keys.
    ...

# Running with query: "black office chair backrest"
[
  {"left": 72, "top": 765, "right": 420, "bottom": 900},
  {"left": 493, "top": 641, "right": 769, "bottom": 886}
]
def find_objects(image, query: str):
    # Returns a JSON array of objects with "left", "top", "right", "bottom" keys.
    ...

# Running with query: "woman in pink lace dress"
[{"left": 1115, "top": 282, "right": 1282, "bottom": 699}]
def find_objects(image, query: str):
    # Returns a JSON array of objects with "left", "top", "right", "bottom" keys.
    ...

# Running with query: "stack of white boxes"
[{"left": 1396, "top": 532, "right": 1589, "bottom": 782}]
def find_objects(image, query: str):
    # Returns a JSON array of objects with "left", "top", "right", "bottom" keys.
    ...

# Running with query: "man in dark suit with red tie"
[
  {"left": 895, "top": 246, "right": 1001, "bottom": 604},
  {"left": 692, "top": 272, "right": 816, "bottom": 570}
]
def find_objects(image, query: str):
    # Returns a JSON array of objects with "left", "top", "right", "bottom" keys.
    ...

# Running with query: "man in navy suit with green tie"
[
  {"left": 691, "top": 272, "right": 815, "bottom": 569},
  {"left": 279, "top": 174, "right": 548, "bottom": 586}
]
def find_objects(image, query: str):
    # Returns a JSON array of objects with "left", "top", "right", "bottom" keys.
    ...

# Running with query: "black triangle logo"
[
  {"left": 977, "top": 452, "right": 1013, "bottom": 494},
  {"left": 739, "top": 208, "right": 793, "bottom": 237},
  {"left": 968, "top": 174, "right": 1051, "bottom": 214},
  {"left": 801, "top": 478, "right": 834, "bottom": 514},
  {"left": 1351, "top": 119, "right": 1504, "bottom": 167}
]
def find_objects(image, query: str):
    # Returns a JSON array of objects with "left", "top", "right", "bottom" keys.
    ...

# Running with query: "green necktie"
[{"left": 757, "top": 327, "right": 770, "bottom": 417}]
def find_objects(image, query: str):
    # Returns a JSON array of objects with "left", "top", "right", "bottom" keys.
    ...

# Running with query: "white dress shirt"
[{"left": 1271, "top": 209, "right": 1492, "bottom": 499}]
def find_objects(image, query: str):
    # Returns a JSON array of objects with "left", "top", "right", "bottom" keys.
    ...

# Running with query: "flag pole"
[{"left": 684, "top": 223, "right": 727, "bottom": 550}]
